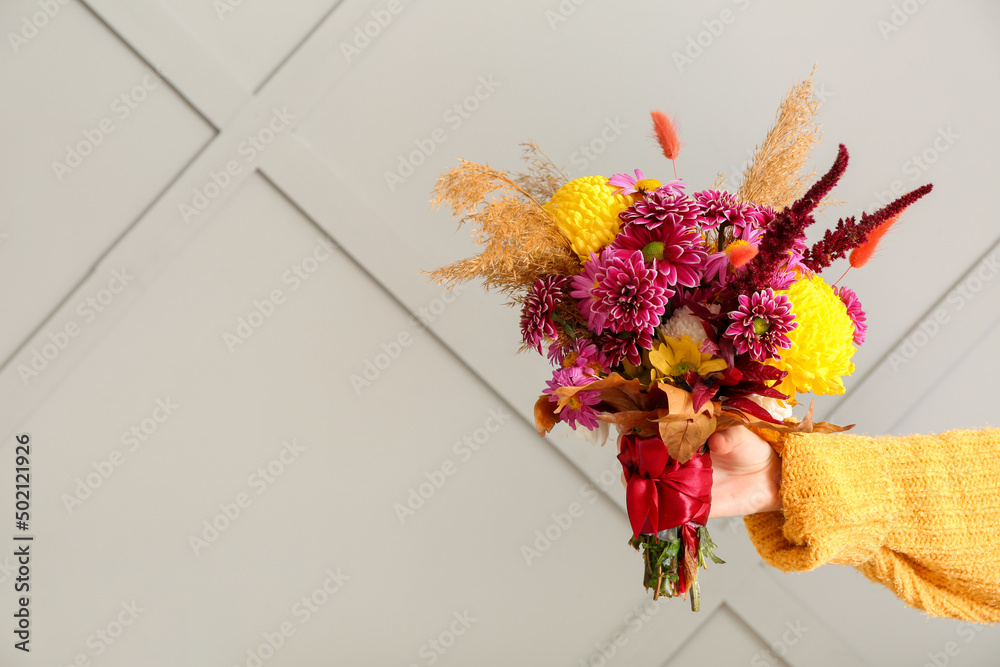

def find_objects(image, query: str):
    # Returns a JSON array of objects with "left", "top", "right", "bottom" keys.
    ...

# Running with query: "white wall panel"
[{"left": 0, "top": 0, "right": 213, "bottom": 366}]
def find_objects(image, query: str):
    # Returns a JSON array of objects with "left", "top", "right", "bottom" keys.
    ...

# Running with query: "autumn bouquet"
[{"left": 428, "top": 75, "right": 932, "bottom": 611}]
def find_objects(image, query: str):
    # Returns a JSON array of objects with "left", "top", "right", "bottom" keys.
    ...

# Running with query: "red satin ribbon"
[{"left": 617, "top": 433, "right": 713, "bottom": 539}]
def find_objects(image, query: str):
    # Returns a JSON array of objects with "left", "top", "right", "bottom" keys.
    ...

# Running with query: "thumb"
[{"left": 708, "top": 428, "right": 736, "bottom": 456}]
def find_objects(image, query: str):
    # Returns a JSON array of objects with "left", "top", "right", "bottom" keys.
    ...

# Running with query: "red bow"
[{"left": 617, "top": 433, "right": 713, "bottom": 538}]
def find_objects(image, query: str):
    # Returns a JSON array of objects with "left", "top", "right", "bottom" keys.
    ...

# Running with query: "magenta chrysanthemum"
[
  {"left": 724, "top": 288, "right": 797, "bottom": 361},
  {"left": 597, "top": 330, "right": 652, "bottom": 367},
  {"left": 592, "top": 250, "right": 674, "bottom": 336},
  {"left": 619, "top": 189, "right": 699, "bottom": 230},
  {"left": 560, "top": 338, "right": 610, "bottom": 376},
  {"left": 749, "top": 203, "right": 778, "bottom": 226},
  {"left": 610, "top": 222, "right": 706, "bottom": 287},
  {"left": 704, "top": 226, "right": 763, "bottom": 286},
  {"left": 836, "top": 286, "right": 868, "bottom": 345},
  {"left": 520, "top": 276, "right": 569, "bottom": 353},
  {"left": 693, "top": 190, "right": 766, "bottom": 234},
  {"left": 570, "top": 248, "right": 615, "bottom": 333},
  {"left": 546, "top": 341, "right": 565, "bottom": 367},
  {"left": 543, "top": 367, "right": 602, "bottom": 430}
]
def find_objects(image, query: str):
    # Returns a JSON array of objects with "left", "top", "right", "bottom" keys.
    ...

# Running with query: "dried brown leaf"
[
  {"left": 534, "top": 395, "right": 559, "bottom": 436},
  {"left": 655, "top": 411, "right": 717, "bottom": 464}
]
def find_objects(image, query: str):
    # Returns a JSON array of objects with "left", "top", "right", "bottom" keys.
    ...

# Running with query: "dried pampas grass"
[
  {"left": 738, "top": 69, "right": 823, "bottom": 212},
  {"left": 428, "top": 147, "right": 578, "bottom": 302}
]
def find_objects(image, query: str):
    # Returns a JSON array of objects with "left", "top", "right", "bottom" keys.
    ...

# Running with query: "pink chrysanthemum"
[
  {"left": 543, "top": 367, "right": 602, "bottom": 430},
  {"left": 749, "top": 203, "right": 778, "bottom": 226},
  {"left": 619, "top": 189, "right": 699, "bottom": 230},
  {"left": 693, "top": 190, "right": 767, "bottom": 234},
  {"left": 704, "top": 226, "right": 763, "bottom": 285},
  {"left": 520, "top": 276, "right": 569, "bottom": 353},
  {"left": 608, "top": 170, "right": 646, "bottom": 197},
  {"left": 559, "top": 338, "right": 610, "bottom": 377},
  {"left": 836, "top": 286, "right": 868, "bottom": 345},
  {"left": 592, "top": 250, "right": 674, "bottom": 337},
  {"left": 610, "top": 222, "right": 706, "bottom": 287},
  {"left": 570, "top": 248, "right": 615, "bottom": 333},
  {"left": 597, "top": 329, "right": 652, "bottom": 367},
  {"left": 724, "top": 288, "right": 797, "bottom": 361},
  {"left": 546, "top": 342, "right": 565, "bottom": 367}
]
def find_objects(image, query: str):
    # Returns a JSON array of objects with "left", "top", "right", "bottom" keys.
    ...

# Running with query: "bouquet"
[{"left": 428, "top": 74, "right": 932, "bottom": 611}]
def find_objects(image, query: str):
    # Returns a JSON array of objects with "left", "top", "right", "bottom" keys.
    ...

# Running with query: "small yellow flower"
[
  {"left": 649, "top": 335, "right": 728, "bottom": 381},
  {"left": 544, "top": 175, "right": 633, "bottom": 262}
]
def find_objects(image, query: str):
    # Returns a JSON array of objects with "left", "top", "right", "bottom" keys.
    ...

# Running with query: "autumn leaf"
[
  {"left": 655, "top": 411, "right": 717, "bottom": 464},
  {"left": 534, "top": 395, "right": 559, "bottom": 436}
]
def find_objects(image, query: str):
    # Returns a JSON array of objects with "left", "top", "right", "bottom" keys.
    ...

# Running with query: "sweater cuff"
[{"left": 744, "top": 431, "right": 899, "bottom": 571}]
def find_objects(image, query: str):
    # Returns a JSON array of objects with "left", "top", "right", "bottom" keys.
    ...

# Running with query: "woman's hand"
[{"left": 706, "top": 426, "right": 782, "bottom": 518}]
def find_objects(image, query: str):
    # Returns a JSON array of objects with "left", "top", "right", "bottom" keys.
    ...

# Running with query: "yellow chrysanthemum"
[
  {"left": 543, "top": 176, "right": 633, "bottom": 261},
  {"left": 649, "top": 335, "right": 728, "bottom": 382},
  {"left": 769, "top": 273, "right": 856, "bottom": 400}
]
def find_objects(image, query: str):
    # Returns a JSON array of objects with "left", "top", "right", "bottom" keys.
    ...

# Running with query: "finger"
[{"left": 708, "top": 430, "right": 733, "bottom": 456}]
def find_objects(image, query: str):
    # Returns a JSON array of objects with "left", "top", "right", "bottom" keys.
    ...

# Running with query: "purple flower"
[
  {"left": 560, "top": 338, "right": 610, "bottom": 376},
  {"left": 543, "top": 367, "right": 602, "bottom": 430},
  {"left": 619, "top": 189, "right": 699, "bottom": 230},
  {"left": 570, "top": 248, "right": 615, "bottom": 333},
  {"left": 546, "top": 342, "right": 565, "bottom": 367},
  {"left": 609, "top": 171, "right": 687, "bottom": 198},
  {"left": 597, "top": 330, "right": 652, "bottom": 368},
  {"left": 592, "top": 251, "right": 674, "bottom": 337},
  {"left": 724, "top": 288, "right": 797, "bottom": 361},
  {"left": 693, "top": 190, "right": 766, "bottom": 234},
  {"left": 520, "top": 276, "right": 569, "bottom": 353},
  {"left": 836, "top": 286, "right": 867, "bottom": 345},
  {"left": 704, "top": 226, "right": 763, "bottom": 286},
  {"left": 610, "top": 221, "right": 707, "bottom": 287}
]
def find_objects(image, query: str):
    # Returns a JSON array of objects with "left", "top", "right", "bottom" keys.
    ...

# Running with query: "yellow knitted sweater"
[{"left": 744, "top": 428, "right": 1000, "bottom": 623}]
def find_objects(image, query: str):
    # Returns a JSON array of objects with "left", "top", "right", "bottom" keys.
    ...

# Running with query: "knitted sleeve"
[{"left": 743, "top": 428, "right": 1000, "bottom": 622}]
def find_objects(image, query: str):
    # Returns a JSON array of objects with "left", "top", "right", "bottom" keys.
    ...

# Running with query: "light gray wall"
[{"left": 1, "top": 1, "right": 998, "bottom": 665}]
